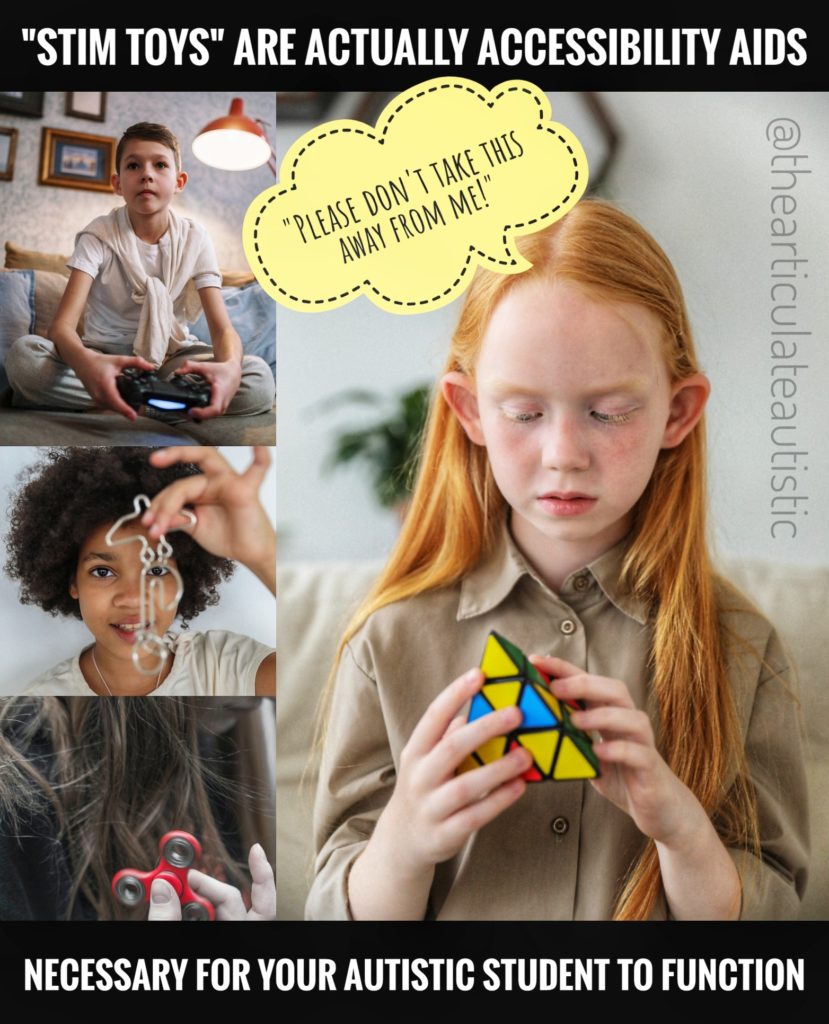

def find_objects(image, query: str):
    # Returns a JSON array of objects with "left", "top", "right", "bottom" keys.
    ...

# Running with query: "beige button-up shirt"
[{"left": 308, "top": 528, "right": 809, "bottom": 920}]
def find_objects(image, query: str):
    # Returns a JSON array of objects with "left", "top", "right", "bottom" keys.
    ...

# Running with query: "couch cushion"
[
  {"left": 6, "top": 239, "right": 255, "bottom": 289},
  {"left": 276, "top": 562, "right": 380, "bottom": 919},
  {"left": 720, "top": 558, "right": 829, "bottom": 920},
  {"left": 5, "top": 240, "right": 70, "bottom": 276},
  {"left": 190, "top": 282, "right": 276, "bottom": 379},
  {"left": 0, "top": 269, "right": 35, "bottom": 390},
  {"left": 31, "top": 269, "right": 80, "bottom": 337}
]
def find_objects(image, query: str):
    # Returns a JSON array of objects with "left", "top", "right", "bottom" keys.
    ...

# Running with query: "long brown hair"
[
  {"left": 0, "top": 697, "right": 247, "bottom": 919},
  {"left": 327, "top": 199, "right": 758, "bottom": 919}
]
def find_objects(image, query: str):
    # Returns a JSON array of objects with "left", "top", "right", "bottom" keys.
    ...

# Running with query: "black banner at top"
[{"left": 1, "top": 16, "right": 827, "bottom": 91}]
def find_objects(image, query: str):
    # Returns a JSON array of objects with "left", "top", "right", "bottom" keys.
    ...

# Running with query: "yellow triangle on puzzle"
[
  {"left": 537, "top": 685, "right": 563, "bottom": 721},
  {"left": 482, "top": 682, "right": 521, "bottom": 710},
  {"left": 554, "top": 735, "right": 599, "bottom": 780},
  {"left": 518, "top": 731, "right": 559, "bottom": 776},
  {"left": 476, "top": 734, "right": 508, "bottom": 765},
  {"left": 481, "top": 633, "right": 520, "bottom": 679}
]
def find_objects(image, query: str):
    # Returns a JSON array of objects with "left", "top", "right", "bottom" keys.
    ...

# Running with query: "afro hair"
[{"left": 5, "top": 448, "right": 235, "bottom": 627}]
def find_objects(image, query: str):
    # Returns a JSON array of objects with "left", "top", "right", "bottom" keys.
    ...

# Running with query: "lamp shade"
[{"left": 192, "top": 98, "right": 272, "bottom": 171}]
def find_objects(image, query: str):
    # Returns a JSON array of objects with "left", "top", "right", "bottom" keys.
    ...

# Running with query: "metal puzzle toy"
[
  {"left": 459, "top": 630, "right": 600, "bottom": 783},
  {"left": 105, "top": 494, "right": 196, "bottom": 676},
  {"left": 111, "top": 829, "right": 215, "bottom": 921}
]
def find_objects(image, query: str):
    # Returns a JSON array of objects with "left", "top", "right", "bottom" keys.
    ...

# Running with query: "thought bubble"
[{"left": 243, "top": 76, "right": 589, "bottom": 314}]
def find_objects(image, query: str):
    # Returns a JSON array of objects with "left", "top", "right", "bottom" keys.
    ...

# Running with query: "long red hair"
[{"left": 327, "top": 199, "right": 757, "bottom": 919}]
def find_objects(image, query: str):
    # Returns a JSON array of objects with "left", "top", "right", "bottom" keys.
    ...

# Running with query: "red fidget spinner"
[{"left": 111, "top": 829, "right": 215, "bottom": 920}]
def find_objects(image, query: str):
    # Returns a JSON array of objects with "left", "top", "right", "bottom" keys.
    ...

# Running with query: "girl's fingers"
[
  {"left": 143, "top": 476, "right": 207, "bottom": 537},
  {"left": 242, "top": 447, "right": 271, "bottom": 490},
  {"left": 147, "top": 878, "right": 182, "bottom": 922},
  {"left": 529, "top": 656, "right": 637, "bottom": 711},
  {"left": 551, "top": 672, "right": 636, "bottom": 709},
  {"left": 569, "top": 706, "right": 653, "bottom": 744},
  {"left": 423, "top": 703, "right": 523, "bottom": 784},
  {"left": 529, "top": 654, "right": 584, "bottom": 679},
  {"left": 593, "top": 739, "right": 654, "bottom": 772},
  {"left": 187, "top": 869, "right": 249, "bottom": 921},
  {"left": 149, "top": 445, "right": 227, "bottom": 472},
  {"left": 404, "top": 669, "right": 485, "bottom": 758},
  {"left": 442, "top": 776, "right": 527, "bottom": 843},
  {"left": 247, "top": 844, "right": 276, "bottom": 920},
  {"left": 444, "top": 715, "right": 467, "bottom": 737},
  {"left": 429, "top": 745, "right": 532, "bottom": 820}
]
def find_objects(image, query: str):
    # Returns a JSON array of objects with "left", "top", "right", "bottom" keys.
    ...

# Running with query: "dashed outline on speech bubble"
[{"left": 244, "top": 77, "right": 588, "bottom": 313}]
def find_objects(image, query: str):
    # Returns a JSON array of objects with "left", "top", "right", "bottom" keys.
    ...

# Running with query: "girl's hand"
[
  {"left": 147, "top": 844, "right": 276, "bottom": 921},
  {"left": 530, "top": 655, "right": 696, "bottom": 847},
  {"left": 384, "top": 668, "right": 532, "bottom": 871},
  {"left": 347, "top": 668, "right": 532, "bottom": 919},
  {"left": 143, "top": 446, "right": 275, "bottom": 594}
]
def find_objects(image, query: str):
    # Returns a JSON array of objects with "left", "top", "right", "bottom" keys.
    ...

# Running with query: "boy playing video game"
[{"left": 6, "top": 122, "right": 274, "bottom": 422}]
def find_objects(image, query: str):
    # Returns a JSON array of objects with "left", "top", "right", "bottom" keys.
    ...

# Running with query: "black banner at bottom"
[{"left": 2, "top": 921, "right": 826, "bottom": 1004}]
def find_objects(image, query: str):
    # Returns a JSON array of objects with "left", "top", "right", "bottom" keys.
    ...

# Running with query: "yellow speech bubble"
[{"left": 244, "top": 77, "right": 588, "bottom": 314}]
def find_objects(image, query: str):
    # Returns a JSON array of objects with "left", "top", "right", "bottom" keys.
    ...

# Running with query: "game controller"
[
  {"left": 116, "top": 367, "right": 212, "bottom": 412},
  {"left": 111, "top": 829, "right": 215, "bottom": 920}
]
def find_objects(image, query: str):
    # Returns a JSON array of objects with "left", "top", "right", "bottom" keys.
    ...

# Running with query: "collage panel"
[
  {"left": 276, "top": 90, "right": 826, "bottom": 922},
  {"left": 0, "top": 90, "right": 275, "bottom": 445},
  {"left": 0, "top": 695, "right": 275, "bottom": 920},
  {"left": 0, "top": 90, "right": 278, "bottom": 921},
  {"left": 0, "top": 445, "right": 275, "bottom": 697}
]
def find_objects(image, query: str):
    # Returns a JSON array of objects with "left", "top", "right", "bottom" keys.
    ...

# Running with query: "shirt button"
[
  {"left": 560, "top": 619, "right": 576, "bottom": 635},
  {"left": 573, "top": 573, "right": 590, "bottom": 592},
  {"left": 550, "top": 816, "right": 569, "bottom": 836}
]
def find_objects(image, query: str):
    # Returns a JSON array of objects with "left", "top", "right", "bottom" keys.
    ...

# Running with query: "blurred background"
[
  {"left": 0, "top": 90, "right": 275, "bottom": 269},
  {"left": 277, "top": 91, "right": 828, "bottom": 569}
]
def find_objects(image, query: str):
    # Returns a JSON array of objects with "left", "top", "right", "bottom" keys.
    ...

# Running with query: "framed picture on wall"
[
  {"left": 0, "top": 127, "right": 18, "bottom": 181},
  {"left": 65, "top": 92, "right": 107, "bottom": 122},
  {"left": 39, "top": 127, "right": 115, "bottom": 192},
  {"left": 0, "top": 92, "right": 44, "bottom": 117}
]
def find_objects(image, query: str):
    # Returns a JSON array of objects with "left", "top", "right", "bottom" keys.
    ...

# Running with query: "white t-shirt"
[
  {"left": 24, "top": 631, "right": 273, "bottom": 697},
  {"left": 68, "top": 217, "right": 222, "bottom": 350}
]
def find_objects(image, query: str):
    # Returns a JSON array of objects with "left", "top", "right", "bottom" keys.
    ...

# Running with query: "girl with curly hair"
[{"left": 4, "top": 446, "right": 275, "bottom": 696}]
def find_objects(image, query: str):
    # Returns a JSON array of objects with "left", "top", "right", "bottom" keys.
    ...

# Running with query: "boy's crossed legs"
[{"left": 6, "top": 335, "right": 274, "bottom": 418}]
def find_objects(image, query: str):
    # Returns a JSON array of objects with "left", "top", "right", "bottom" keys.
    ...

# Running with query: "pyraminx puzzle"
[{"left": 459, "top": 630, "right": 600, "bottom": 783}]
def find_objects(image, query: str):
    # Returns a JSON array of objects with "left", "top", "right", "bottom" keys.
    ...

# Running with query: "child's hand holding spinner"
[
  {"left": 112, "top": 830, "right": 214, "bottom": 921},
  {"left": 105, "top": 495, "right": 196, "bottom": 676}
]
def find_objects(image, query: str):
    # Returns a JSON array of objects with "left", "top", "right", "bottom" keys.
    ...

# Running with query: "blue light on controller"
[{"left": 148, "top": 399, "right": 188, "bottom": 410}]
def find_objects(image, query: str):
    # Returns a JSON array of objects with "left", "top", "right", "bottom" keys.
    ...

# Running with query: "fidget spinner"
[
  {"left": 111, "top": 830, "right": 215, "bottom": 920},
  {"left": 105, "top": 493, "right": 196, "bottom": 676}
]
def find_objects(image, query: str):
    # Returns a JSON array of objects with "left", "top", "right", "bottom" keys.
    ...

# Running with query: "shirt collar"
[{"left": 457, "top": 519, "right": 649, "bottom": 626}]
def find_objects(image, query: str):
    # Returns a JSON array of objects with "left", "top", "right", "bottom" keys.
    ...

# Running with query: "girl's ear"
[
  {"left": 69, "top": 577, "right": 79, "bottom": 601},
  {"left": 441, "top": 371, "right": 486, "bottom": 446},
  {"left": 661, "top": 372, "right": 711, "bottom": 449}
]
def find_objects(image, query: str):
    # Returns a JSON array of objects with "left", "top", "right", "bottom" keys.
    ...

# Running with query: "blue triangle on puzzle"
[
  {"left": 519, "top": 684, "right": 558, "bottom": 727},
  {"left": 468, "top": 692, "right": 493, "bottom": 723}
]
